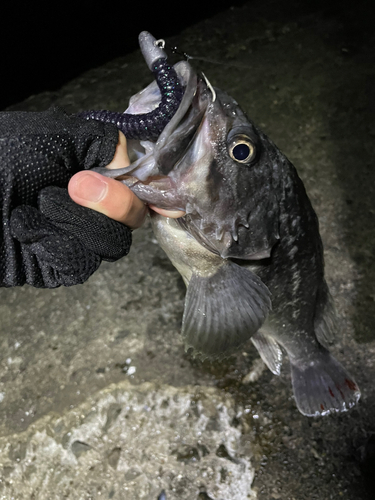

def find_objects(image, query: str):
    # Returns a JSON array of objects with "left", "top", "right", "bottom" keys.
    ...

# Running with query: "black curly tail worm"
[{"left": 77, "top": 32, "right": 184, "bottom": 141}]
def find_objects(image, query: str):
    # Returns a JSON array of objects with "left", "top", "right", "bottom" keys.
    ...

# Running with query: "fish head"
[
  {"left": 168, "top": 79, "right": 281, "bottom": 260},
  {"left": 108, "top": 64, "right": 281, "bottom": 261}
]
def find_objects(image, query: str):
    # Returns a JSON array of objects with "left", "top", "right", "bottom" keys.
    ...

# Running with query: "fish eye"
[{"left": 228, "top": 136, "right": 256, "bottom": 164}]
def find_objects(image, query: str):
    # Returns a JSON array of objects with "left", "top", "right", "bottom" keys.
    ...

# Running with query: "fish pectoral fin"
[
  {"left": 251, "top": 330, "right": 283, "bottom": 375},
  {"left": 181, "top": 261, "right": 271, "bottom": 360},
  {"left": 290, "top": 348, "right": 360, "bottom": 417}
]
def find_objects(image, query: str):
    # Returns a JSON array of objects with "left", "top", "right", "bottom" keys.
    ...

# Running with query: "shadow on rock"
[{"left": 324, "top": 2, "right": 375, "bottom": 343}]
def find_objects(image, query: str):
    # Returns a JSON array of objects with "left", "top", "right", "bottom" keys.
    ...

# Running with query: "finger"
[
  {"left": 68, "top": 171, "right": 147, "bottom": 229},
  {"left": 106, "top": 131, "right": 130, "bottom": 170},
  {"left": 149, "top": 205, "right": 186, "bottom": 218}
]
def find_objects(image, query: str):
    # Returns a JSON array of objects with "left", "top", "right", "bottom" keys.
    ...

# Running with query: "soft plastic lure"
[{"left": 77, "top": 32, "right": 184, "bottom": 141}]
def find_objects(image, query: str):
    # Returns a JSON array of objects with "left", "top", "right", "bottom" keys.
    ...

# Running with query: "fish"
[{"left": 95, "top": 40, "right": 360, "bottom": 417}]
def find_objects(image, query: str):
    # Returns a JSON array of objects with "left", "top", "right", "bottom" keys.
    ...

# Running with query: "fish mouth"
[{"left": 98, "top": 60, "right": 202, "bottom": 185}]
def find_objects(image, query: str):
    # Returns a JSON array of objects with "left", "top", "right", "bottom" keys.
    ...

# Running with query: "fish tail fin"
[{"left": 290, "top": 349, "right": 360, "bottom": 416}]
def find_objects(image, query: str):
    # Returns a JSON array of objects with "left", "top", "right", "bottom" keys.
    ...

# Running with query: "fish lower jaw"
[
  {"left": 218, "top": 247, "right": 272, "bottom": 260},
  {"left": 244, "top": 248, "right": 272, "bottom": 260}
]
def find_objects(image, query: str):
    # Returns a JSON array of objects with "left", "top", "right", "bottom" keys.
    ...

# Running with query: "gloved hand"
[
  {"left": 0, "top": 107, "right": 184, "bottom": 288},
  {"left": 10, "top": 186, "right": 132, "bottom": 287},
  {"left": 0, "top": 107, "right": 135, "bottom": 288}
]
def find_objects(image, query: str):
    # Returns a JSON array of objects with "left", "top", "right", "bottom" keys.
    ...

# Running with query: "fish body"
[{"left": 97, "top": 57, "right": 360, "bottom": 416}]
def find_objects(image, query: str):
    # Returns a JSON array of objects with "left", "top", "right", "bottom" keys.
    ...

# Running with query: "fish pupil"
[{"left": 232, "top": 143, "right": 251, "bottom": 161}]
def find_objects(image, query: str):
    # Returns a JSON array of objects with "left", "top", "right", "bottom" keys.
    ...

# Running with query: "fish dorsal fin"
[
  {"left": 182, "top": 261, "right": 271, "bottom": 360},
  {"left": 251, "top": 330, "right": 283, "bottom": 375}
]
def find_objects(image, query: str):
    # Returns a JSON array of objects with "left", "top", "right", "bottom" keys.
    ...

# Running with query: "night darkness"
[
  {"left": 2, "top": 0, "right": 373, "bottom": 110},
  {"left": 1, "top": 0, "right": 247, "bottom": 110}
]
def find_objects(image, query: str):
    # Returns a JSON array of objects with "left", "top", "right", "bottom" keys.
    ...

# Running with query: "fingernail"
[{"left": 74, "top": 173, "right": 108, "bottom": 202}]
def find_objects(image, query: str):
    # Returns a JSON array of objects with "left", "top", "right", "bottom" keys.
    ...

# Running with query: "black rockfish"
[{"left": 96, "top": 32, "right": 360, "bottom": 417}]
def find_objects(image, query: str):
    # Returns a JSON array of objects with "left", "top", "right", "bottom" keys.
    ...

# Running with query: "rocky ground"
[{"left": 0, "top": 1, "right": 374, "bottom": 498}]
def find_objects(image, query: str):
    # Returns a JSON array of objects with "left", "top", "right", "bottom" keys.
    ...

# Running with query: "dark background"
[
  {"left": 1, "top": 0, "right": 247, "bottom": 110},
  {"left": 2, "top": 0, "right": 374, "bottom": 110}
]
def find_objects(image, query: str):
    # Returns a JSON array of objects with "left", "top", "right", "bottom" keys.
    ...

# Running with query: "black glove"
[
  {"left": 9, "top": 186, "right": 131, "bottom": 287},
  {"left": 0, "top": 106, "right": 131, "bottom": 288}
]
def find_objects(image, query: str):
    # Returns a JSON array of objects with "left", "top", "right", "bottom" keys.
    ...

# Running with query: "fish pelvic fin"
[
  {"left": 290, "top": 349, "right": 360, "bottom": 417},
  {"left": 251, "top": 330, "right": 283, "bottom": 375},
  {"left": 181, "top": 261, "right": 271, "bottom": 360}
]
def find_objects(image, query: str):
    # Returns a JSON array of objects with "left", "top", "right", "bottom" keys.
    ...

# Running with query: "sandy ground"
[{"left": 1, "top": 1, "right": 374, "bottom": 498}]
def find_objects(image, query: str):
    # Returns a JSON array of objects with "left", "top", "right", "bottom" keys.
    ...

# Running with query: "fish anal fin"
[
  {"left": 290, "top": 349, "right": 360, "bottom": 417},
  {"left": 251, "top": 330, "right": 283, "bottom": 375},
  {"left": 314, "top": 280, "right": 338, "bottom": 348},
  {"left": 182, "top": 261, "right": 271, "bottom": 360}
]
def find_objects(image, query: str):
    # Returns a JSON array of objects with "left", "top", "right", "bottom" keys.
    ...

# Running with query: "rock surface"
[
  {"left": 0, "top": 381, "right": 255, "bottom": 499},
  {"left": 1, "top": 1, "right": 374, "bottom": 499}
]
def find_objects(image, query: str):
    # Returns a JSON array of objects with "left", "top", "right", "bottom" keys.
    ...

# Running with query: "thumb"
[{"left": 68, "top": 171, "right": 147, "bottom": 229}]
